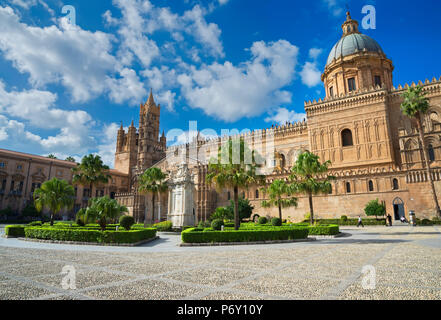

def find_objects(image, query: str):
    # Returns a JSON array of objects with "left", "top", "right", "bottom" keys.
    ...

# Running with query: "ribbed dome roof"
[{"left": 326, "top": 33, "right": 384, "bottom": 66}]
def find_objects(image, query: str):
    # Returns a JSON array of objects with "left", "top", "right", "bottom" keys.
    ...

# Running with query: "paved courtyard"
[{"left": 0, "top": 225, "right": 440, "bottom": 300}]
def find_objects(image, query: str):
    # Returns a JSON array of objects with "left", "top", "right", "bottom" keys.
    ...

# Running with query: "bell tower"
[{"left": 137, "top": 90, "right": 166, "bottom": 170}]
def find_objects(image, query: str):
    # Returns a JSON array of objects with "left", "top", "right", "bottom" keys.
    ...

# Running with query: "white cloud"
[
  {"left": 323, "top": 0, "right": 344, "bottom": 17},
  {"left": 96, "top": 123, "right": 120, "bottom": 167},
  {"left": 309, "top": 48, "right": 323, "bottom": 60},
  {"left": 218, "top": 0, "right": 230, "bottom": 5},
  {"left": 178, "top": 40, "right": 298, "bottom": 122},
  {"left": 300, "top": 61, "right": 322, "bottom": 87},
  {"left": 0, "top": 6, "right": 147, "bottom": 104},
  {"left": 106, "top": 68, "right": 147, "bottom": 104},
  {"left": 265, "top": 107, "right": 306, "bottom": 125}
]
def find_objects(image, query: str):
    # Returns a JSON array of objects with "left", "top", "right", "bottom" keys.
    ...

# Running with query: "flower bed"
[{"left": 181, "top": 225, "right": 309, "bottom": 244}]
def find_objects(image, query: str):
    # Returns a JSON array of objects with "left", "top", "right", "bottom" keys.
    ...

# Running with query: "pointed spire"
[
  {"left": 147, "top": 88, "right": 155, "bottom": 106},
  {"left": 120, "top": 121, "right": 123, "bottom": 130}
]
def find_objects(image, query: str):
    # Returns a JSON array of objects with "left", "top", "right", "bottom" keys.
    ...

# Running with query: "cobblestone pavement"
[{"left": 0, "top": 225, "right": 440, "bottom": 300}]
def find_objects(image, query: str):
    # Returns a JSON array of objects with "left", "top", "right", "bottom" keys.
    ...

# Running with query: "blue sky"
[{"left": 0, "top": 0, "right": 440, "bottom": 166}]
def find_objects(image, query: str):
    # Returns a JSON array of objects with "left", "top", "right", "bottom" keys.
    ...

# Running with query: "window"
[
  {"left": 392, "top": 179, "right": 399, "bottom": 190},
  {"left": 374, "top": 75, "right": 382, "bottom": 87},
  {"left": 255, "top": 189, "right": 259, "bottom": 199},
  {"left": 328, "top": 185, "right": 332, "bottom": 194},
  {"left": 0, "top": 162, "right": 5, "bottom": 168},
  {"left": 348, "top": 77, "right": 356, "bottom": 92},
  {"left": 329, "top": 86, "right": 334, "bottom": 97},
  {"left": 227, "top": 191, "right": 231, "bottom": 201},
  {"left": 368, "top": 180, "right": 374, "bottom": 192},
  {"left": 342, "top": 129, "right": 354, "bottom": 147},
  {"left": 1, "top": 179, "right": 6, "bottom": 190},
  {"left": 428, "top": 144, "right": 435, "bottom": 162},
  {"left": 19, "top": 181, "right": 24, "bottom": 192},
  {"left": 16, "top": 164, "right": 23, "bottom": 170},
  {"left": 346, "top": 182, "right": 351, "bottom": 193}
]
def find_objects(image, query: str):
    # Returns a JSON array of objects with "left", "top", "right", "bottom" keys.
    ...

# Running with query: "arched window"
[
  {"left": 346, "top": 182, "right": 351, "bottom": 193},
  {"left": 227, "top": 191, "right": 231, "bottom": 201},
  {"left": 428, "top": 144, "right": 435, "bottom": 162},
  {"left": 368, "top": 180, "right": 374, "bottom": 192},
  {"left": 328, "top": 184, "right": 332, "bottom": 194},
  {"left": 392, "top": 178, "right": 399, "bottom": 190},
  {"left": 255, "top": 189, "right": 259, "bottom": 199},
  {"left": 342, "top": 129, "right": 354, "bottom": 147}
]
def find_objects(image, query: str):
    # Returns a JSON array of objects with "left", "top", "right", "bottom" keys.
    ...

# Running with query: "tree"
[
  {"left": 261, "top": 179, "right": 298, "bottom": 220},
  {"left": 72, "top": 154, "right": 110, "bottom": 200},
  {"left": 84, "top": 196, "right": 128, "bottom": 230},
  {"left": 364, "top": 199, "right": 386, "bottom": 220},
  {"left": 206, "top": 138, "right": 264, "bottom": 230},
  {"left": 226, "top": 196, "right": 255, "bottom": 221},
  {"left": 210, "top": 207, "right": 231, "bottom": 221},
  {"left": 33, "top": 178, "right": 75, "bottom": 226},
  {"left": 65, "top": 156, "right": 76, "bottom": 163},
  {"left": 401, "top": 85, "right": 441, "bottom": 217},
  {"left": 47, "top": 154, "right": 57, "bottom": 159},
  {"left": 290, "top": 151, "right": 334, "bottom": 225},
  {"left": 138, "top": 167, "right": 168, "bottom": 227},
  {"left": 22, "top": 204, "right": 41, "bottom": 218}
]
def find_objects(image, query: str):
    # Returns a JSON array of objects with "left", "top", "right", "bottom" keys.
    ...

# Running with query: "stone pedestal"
[{"left": 167, "top": 164, "right": 195, "bottom": 228}]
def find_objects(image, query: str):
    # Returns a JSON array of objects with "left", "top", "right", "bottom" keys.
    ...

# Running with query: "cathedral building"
[
  {"left": 1, "top": 13, "right": 440, "bottom": 224},
  {"left": 115, "top": 12, "right": 441, "bottom": 226}
]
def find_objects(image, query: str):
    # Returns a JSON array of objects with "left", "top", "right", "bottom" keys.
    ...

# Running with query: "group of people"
[{"left": 356, "top": 214, "right": 408, "bottom": 228}]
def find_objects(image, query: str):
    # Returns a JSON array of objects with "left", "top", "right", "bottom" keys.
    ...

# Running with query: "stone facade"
[{"left": 0, "top": 149, "right": 129, "bottom": 217}]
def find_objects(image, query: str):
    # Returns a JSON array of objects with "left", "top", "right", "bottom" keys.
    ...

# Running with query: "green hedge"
[
  {"left": 181, "top": 227, "right": 308, "bottom": 243},
  {"left": 308, "top": 224, "right": 339, "bottom": 235},
  {"left": 5, "top": 225, "right": 26, "bottom": 238},
  {"left": 153, "top": 221, "right": 173, "bottom": 231},
  {"left": 24, "top": 226, "right": 156, "bottom": 244}
]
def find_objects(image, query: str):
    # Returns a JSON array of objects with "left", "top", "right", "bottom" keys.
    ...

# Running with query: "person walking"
[
  {"left": 357, "top": 216, "right": 364, "bottom": 228},
  {"left": 387, "top": 214, "right": 392, "bottom": 227}
]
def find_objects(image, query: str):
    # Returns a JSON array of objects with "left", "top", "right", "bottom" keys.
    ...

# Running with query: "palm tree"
[
  {"left": 84, "top": 196, "right": 128, "bottom": 231},
  {"left": 261, "top": 179, "right": 298, "bottom": 220},
  {"left": 401, "top": 85, "right": 441, "bottom": 217},
  {"left": 65, "top": 156, "right": 76, "bottom": 163},
  {"left": 138, "top": 167, "right": 168, "bottom": 227},
  {"left": 47, "top": 154, "right": 57, "bottom": 159},
  {"left": 72, "top": 154, "right": 110, "bottom": 203},
  {"left": 33, "top": 178, "right": 75, "bottom": 226},
  {"left": 206, "top": 138, "right": 265, "bottom": 230},
  {"left": 290, "top": 151, "right": 334, "bottom": 225}
]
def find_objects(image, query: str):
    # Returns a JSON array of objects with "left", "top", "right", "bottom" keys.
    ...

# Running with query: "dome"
[{"left": 326, "top": 33, "right": 384, "bottom": 66}]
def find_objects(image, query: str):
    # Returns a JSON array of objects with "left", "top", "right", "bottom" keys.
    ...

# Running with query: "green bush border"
[
  {"left": 181, "top": 227, "right": 308, "bottom": 244},
  {"left": 23, "top": 226, "right": 156, "bottom": 244},
  {"left": 5, "top": 225, "right": 25, "bottom": 238},
  {"left": 307, "top": 224, "right": 339, "bottom": 235}
]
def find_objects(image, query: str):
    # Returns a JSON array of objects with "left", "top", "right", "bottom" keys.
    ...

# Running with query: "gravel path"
[{"left": 0, "top": 225, "right": 440, "bottom": 300}]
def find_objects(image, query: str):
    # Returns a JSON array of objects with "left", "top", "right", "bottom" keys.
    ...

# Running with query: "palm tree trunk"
[
  {"left": 234, "top": 186, "right": 239, "bottom": 230},
  {"left": 308, "top": 192, "right": 314, "bottom": 225},
  {"left": 50, "top": 212, "right": 54, "bottom": 226},
  {"left": 278, "top": 202, "right": 282, "bottom": 220},
  {"left": 416, "top": 116, "right": 441, "bottom": 217},
  {"left": 143, "top": 194, "right": 148, "bottom": 228},
  {"left": 152, "top": 193, "right": 156, "bottom": 223}
]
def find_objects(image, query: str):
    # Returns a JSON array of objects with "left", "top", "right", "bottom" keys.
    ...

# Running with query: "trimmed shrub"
[
  {"left": 119, "top": 215, "right": 135, "bottom": 230},
  {"left": 153, "top": 221, "right": 173, "bottom": 231},
  {"left": 5, "top": 225, "right": 25, "bottom": 238},
  {"left": 182, "top": 227, "right": 309, "bottom": 243},
  {"left": 258, "top": 217, "right": 268, "bottom": 225},
  {"left": 340, "top": 215, "right": 348, "bottom": 222},
  {"left": 211, "top": 219, "right": 224, "bottom": 231},
  {"left": 271, "top": 217, "right": 282, "bottom": 226},
  {"left": 312, "top": 218, "right": 386, "bottom": 226},
  {"left": 27, "top": 221, "right": 42, "bottom": 226},
  {"left": 308, "top": 224, "right": 339, "bottom": 236},
  {"left": 24, "top": 226, "right": 156, "bottom": 244},
  {"left": 421, "top": 219, "right": 433, "bottom": 226}
]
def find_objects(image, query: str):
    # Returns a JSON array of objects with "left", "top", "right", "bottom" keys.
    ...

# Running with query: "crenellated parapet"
[{"left": 305, "top": 84, "right": 388, "bottom": 117}]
